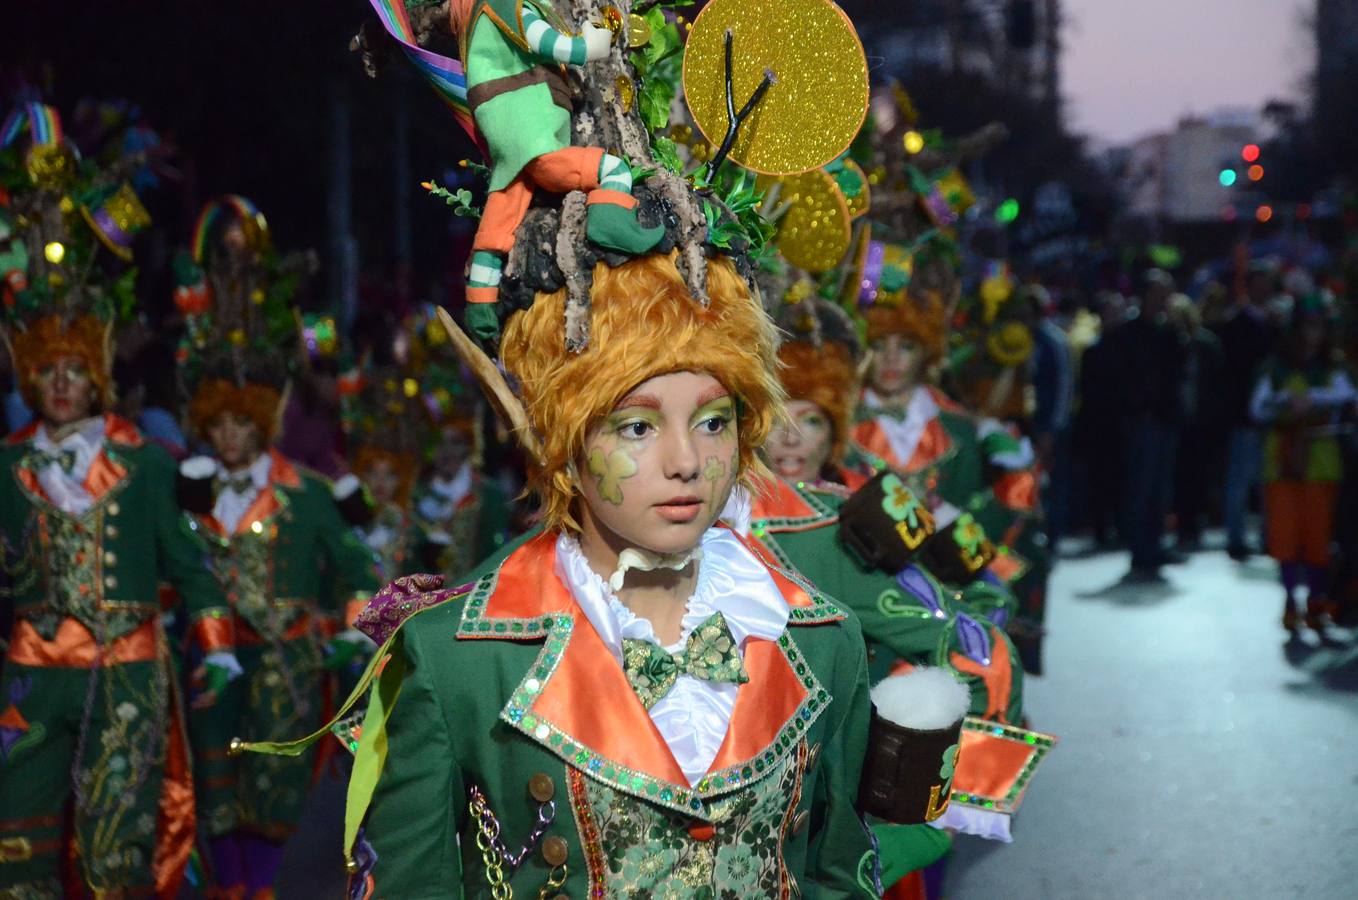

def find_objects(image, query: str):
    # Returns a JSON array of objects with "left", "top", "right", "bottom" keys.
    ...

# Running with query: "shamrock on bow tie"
[
  {"left": 29, "top": 448, "right": 77, "bottom": 474},
  {"left": 621, "top": 611, "right": 749, "bottom": 709}
]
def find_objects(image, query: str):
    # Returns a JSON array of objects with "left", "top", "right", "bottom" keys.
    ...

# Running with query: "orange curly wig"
[
  {"left": 9, "top": 314, "right": 113, "bottom": 408},
  {"left": 777, "top": 339, "right": 858, "bottom": 467},
  {"left": 352, "top": 445, "right": 419, "bottom": 509},
  {"left": 864, "top": 294, "right": 947, "bottom": 363},
  {"left": 499, "top": 251, "right": 783, "bottom": 533},
  {"left": 188, "top": 379, "right": 284, "bottom": 442}
]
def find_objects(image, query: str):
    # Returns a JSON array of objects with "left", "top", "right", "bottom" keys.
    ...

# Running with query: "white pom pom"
[
  {"left": 870, "top": 667, "right": 970, "bottom": 731},
  {"left": 179, "top": 456, "right": 217, "bottom": 480},
  {"left": 333, "top": 473, "right": 362, "bottom": 499}
]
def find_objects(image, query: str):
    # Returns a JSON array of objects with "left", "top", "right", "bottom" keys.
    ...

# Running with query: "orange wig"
[
  {"left": 864, "top": 294, "right": 947, "bottom": 363},
  {"left": 9, "top": 314, "right": 113, "bottom": 408},
  {"left": 352, "top": 445, "right": 419, "bottom": 509},
  {"left": 189, "top": 379, "right": 284, "bottom": 442},
  {"left": 777, "top": 338, "right": 859, "bottom": 467},
  {"left": 499, "top": 252, "right": 783, "bottom": 533}
]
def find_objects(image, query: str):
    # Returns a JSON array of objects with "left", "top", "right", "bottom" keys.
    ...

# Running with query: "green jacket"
[
  {"left": 747, "top": 477, "right": 1023, "bottom": 725},
  {"left": 847, "top": 390, "right": 987, "bottom": 508},
  {"left": 277, "top": 529, "right": 882, "bottom": 898},
  {"left": 848, "top": 390, "right": 1050, "bottom": 639},
  {"left": 191, "top": 450, "right": 381, "bottom": 637},
  {"left": 0, "top": 414, "right": 229, "bottom": 648}
]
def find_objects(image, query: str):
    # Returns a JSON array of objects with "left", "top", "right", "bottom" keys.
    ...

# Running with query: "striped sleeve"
[{"left": 521, "top": 6, "right": 587, "bottom": 66}]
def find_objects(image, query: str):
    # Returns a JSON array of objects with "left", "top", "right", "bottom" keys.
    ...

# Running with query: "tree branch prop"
[{"left": 704, "top": 29, "right": 776, "bottom": 180}]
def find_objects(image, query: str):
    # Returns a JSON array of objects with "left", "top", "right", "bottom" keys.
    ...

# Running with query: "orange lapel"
[
  {"left": 905, "top": 416, "right": 954, "bottom": 472},
  {"left": 231, "top": 450, "right": 298, "bottom": 535},
  {"left": 464, "top": 530, "right": 843, "bottom": 817},
  {"left": 851, "top": 418, "right": 904, "bottom": 470}
]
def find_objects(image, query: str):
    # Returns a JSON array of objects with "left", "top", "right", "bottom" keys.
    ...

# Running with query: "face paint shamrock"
[
  {"left": 880, "top": 473, "right": 923, "bottom": 527},
  {"left": 586, "top": 446, "right": 638, "bottom": 506},
  {"left": 702, "top": 455, "right": 728, "bottom": 484}
]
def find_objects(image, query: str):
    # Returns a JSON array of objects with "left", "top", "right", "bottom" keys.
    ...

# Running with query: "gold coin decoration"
[
  {"left": 758, "top": 169, "right": 851, "bottom": 273},
  {"left": 682, "top": 0, "right": 868, "bottom": 175},
  {"left": 615, "top": 75, "right": 635, "bottom": 110}
]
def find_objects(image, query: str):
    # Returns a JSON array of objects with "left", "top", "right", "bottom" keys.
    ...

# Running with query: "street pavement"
[
  {"left": 947, "top": 541, "right": 1358, "bottom": 899},
  {"left": 275, "top": 540, "right": 1358, "bottom": 899}
]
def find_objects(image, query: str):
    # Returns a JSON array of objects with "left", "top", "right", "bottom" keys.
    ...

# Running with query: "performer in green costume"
[
  {"left": 174, "top": 196, "right": 381, "bottom": 899},
  {"left": 0, "top": 102, "right": 235, "bottom": 899}
]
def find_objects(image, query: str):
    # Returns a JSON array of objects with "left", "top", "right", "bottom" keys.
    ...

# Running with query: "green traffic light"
[
  {"left": 1219, "top": 169, "right": 1237, "bottom": 187},
  {"left": 995, "top": 198, "right": 1020, "bottom": 224}
]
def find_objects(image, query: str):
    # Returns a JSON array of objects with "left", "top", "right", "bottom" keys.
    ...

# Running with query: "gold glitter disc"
[
  {"left": 759, "top": 169, "right": 851, "bottom": 273},
  {"left": 682, "top": 0, "right": 868, "bottom": 176}
]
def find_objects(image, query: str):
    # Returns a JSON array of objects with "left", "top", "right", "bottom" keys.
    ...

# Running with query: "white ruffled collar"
[{"left": 554, "top": 528, "right": 790, "bottom": 660}]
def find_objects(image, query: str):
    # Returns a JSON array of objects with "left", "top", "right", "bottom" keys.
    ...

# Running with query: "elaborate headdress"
[
  {"left": 176, "top": 195, "right": 306, "bottom": 440},
  {"left": 828, "top": 85, "right": 1007, "bottom": 364},
  {"left": 364, "top": 0, "right": 868, "bottom": 531},
  {"left": 945, "top": 261, "right": 1036, "bottom": 418},
  {"left": 1, "top": 102, "right": 152, "bottom": 408},
  {"left": 341, "top": 359, "right": 430, "bottom": 507}
]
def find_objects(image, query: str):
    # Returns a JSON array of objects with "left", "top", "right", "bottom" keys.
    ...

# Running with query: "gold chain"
[
  {"left": 538, "top": 864, "right": 568, "bottom": 899},
  {"left": 470, "top": 792, "right": 512, "bottom": 900}
]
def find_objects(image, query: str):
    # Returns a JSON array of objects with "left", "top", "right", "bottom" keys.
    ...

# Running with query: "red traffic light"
[{"left": 1242, "top": 144, "right": 1260, "bottom": 163}]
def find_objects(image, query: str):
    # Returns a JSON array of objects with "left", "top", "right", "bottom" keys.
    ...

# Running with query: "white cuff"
[{"left": 204, "top": 650, "right": 244, "bottom": 682}]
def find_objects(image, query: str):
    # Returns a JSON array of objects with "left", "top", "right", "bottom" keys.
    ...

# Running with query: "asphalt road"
[{"left": 947, "top": 543, "right": 1358, "bottom": 899}]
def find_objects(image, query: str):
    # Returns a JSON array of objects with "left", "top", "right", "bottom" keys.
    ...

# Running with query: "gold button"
[
  {"left": 791, "top": 809, "right": 810, "bottom": 835},
  {"left": 105, "top": 525, "right": 118, "bottom": 539},
  {"left": 107, "top": 503, "right": 120, "bottom": 516},
  {"left": 103, "top": 551, "right": 117, "bottom": 566},
  {"left": 541, "top": 835, "right": 568, "bottom": 867},
  {"left": 104, "top": 575, "right": 118, "bottom": 590},
  {"left": 528, "top": 773, "right": 556, "bottom": 803}
]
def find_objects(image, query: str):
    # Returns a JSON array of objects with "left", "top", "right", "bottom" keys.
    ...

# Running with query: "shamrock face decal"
[{"left": 586, "top": 446, "right": 638, "bottom": 506}]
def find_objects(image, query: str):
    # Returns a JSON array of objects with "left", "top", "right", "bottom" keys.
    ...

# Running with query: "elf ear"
[{"left": 272, "top": 380, "right": 293, "bottom": 441}]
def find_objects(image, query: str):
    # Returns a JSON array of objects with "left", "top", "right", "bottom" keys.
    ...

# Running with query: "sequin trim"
[
  {"left": 566, "top": 768, "right": 608, "bottom": 898},
  {"left": 949, "top": 717, "right": 1057, "bottom": 813}
]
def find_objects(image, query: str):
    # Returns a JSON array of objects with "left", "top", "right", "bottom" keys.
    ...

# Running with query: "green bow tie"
[
  {"left": 29, "top": 447, "right": 77, "bottom": 474},
  {"left": 621, "top": 611, "right": 749, "bottom": 709},
  {"left": 217, "top": 471, "right": 256, "bottom": 495}
]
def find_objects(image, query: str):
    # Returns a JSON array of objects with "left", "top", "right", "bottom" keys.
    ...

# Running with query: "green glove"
[
  {"left": 466, "top": 303, "right": 501, "bottom": 348},
  {"left": 872, "top": 823, "right": 952, "bottom": 890},
  {"left": 324, "top": 630, "right": 374, "bottom": 671}
]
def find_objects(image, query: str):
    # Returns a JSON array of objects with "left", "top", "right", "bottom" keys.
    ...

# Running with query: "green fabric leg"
[
  {"left": 191, "top": 638, "right": 323, "bottom": 840},
  {"left": 0, "top": 659, "right": 166, "bottom": 895}
]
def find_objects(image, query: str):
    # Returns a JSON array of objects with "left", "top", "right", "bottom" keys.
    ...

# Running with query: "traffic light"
[
  {"left": 1242, "top": 144, "right": 1260, "bottom": 163},
  {"left": 1219, "top": 169, "right": 1237, "bottom": 187}
]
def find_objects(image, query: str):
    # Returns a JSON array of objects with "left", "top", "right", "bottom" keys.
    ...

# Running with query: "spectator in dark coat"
[
  {"left": 1213, "top": 264, "right": 1279, "bottom": 560},
  {"left": 1169, "top": 294, "right": 1227, "bottom": 551}
]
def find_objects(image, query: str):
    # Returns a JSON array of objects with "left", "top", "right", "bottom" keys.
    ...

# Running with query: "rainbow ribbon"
[
  {"left": 368, "top": 0, "right": 478, "bottom": 145},
  {"left": 1, "top": 102, "right": 64, "bottom": 148},
  {"left": 191, "top": 195, "right": 267, "bottom": 264}
]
